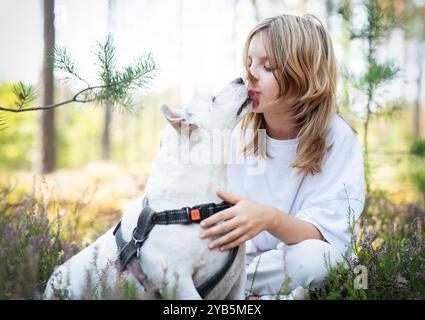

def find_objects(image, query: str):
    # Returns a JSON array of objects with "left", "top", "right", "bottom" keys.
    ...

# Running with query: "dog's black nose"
[{"left": 232, "top": 77, "right": 244, "bottom": 84}]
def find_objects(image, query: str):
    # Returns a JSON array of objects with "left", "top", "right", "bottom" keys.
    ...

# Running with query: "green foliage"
[
  {"left": 53, "top": 34, "right": 156, "bottom": 113},
  {"left": 410, "top": 161, "right": 425, "bottom": 197},
  {"left": 94, "top": 36, "right": 156, "bottom": 113},
  {"left": 337, "top": 0, "right": 402, "bottom": 193},
  {"left": 11, "top": 81, "right": 38, "bottom": 109},
  {"left": 0, "top": 83, "right": 37, "bottom": 169},
  {"left": 345, "top": 0, "right": 400, "bottom": 106},
  {"left": 409, "top": 140, "right": 425, "bottom": 197},
  {"left": 339, "top": 0, "right": 351, "bottom": 22},
  {"left": 0, "top": 116, "right": 5, "bottom": 131},
  {"left": 357, "top": 58, "right": 399, "bottom": 93},
  {"left": 0, "top": 34, "right": 156, "bottom": 117},
  {"left": 0, "top": 81, "right": 167, "bottom": 170},
  {"left": 412, "top": 171, "right": 425, "bottom": 196},
  {"left": 350, "top": 0, "right": 396, "bottom": 41},
  {"left": 410, "top": 139, "right": 425, "bottom": 157},
  {"left": 312, "top": 193, "right": 425, "bottom": 300},
  {"left": 0, "top": 34, "right": 158, "bottom": 169},
  {"left": 51, "top": 47, "right": 89, "bottom": 87}
]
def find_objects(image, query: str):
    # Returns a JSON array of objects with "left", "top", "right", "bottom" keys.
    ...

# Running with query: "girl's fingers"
[
  {"left": 201, "top": 191, "right": 243, "bottom": 228},
  {"left": 216, "top": 191, "right": 241, "bottom": 205},
  {"left": 208, "top": 227, "right": 246, "bottom": 249},
  {"left": 200, "top": 206, "right": 234, "bottom": 228},
  {"left": 200, "top": 214, "right": 239, "bottom": 239},
  {"left": 219, "top": 234, "right": 250, "bottom": 251}
]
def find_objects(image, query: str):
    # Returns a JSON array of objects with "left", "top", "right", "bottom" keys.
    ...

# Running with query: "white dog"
[{"left": 44, "top": 78, "right": 252, "bottom": 300}]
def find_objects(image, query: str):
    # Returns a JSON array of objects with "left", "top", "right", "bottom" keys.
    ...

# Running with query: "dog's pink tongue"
[{"left": 248, "top": 90, "right": 259, "bottom": 105}]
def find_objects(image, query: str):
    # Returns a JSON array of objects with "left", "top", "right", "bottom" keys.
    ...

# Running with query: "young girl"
[{"left": 200, "top": 14, "right": 365, "bottom": 298}]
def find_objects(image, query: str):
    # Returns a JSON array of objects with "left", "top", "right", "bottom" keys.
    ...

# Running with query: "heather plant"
[
  {"left": 311, "top": 192, "right": 425, "bottom": 299},
  {"left": 0, "top": 181, "right": 79, "bottom": 299},
  {"left": 1, "top": 177, "right": 424, "bottom": 300},
  {"left": 0, "top": 179, "right": 170, "bottom": 300}
]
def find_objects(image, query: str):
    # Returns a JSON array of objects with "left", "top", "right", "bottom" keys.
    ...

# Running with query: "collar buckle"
[{"left": 190, "top": 202, "right": 216, "bottom": 222}]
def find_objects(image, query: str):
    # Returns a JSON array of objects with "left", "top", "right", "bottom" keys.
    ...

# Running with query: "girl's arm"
[
  {"left": 266, "top": 204, "right": 324, "bottom": 245},
  {"left": 200, "top": 191, "right": 324, "bottom": 251}
]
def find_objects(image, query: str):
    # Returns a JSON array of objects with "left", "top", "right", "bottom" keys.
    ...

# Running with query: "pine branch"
[
  {"left": 0, "top": 34, "right": 157, "bottom": 114},
  {"left": 349, "top": 0, "right": 396, "bottom": 41},
  {"left": 11, "top": 82, "right": 38, "bottom": 109},
  {"left": 51, "top": 47, "right": 91, "bottom": 87},
  {"left": 358, "top": 59, "right": 400, "bottom": 92},
  {"left": 0, "top": 82, "right": 127, "bottom": 113},
  {"left": 96, "top": 34, "right": 116, "bottom": 88}
]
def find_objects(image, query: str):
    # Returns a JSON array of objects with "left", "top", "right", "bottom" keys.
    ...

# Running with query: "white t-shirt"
[{"left": 227, "top": 114, "right": 365, "bottom": 256}]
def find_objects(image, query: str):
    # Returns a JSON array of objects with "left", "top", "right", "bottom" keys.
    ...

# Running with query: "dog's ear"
[{"left": 161, "top": 104, "right": 198, "bottom": 136}]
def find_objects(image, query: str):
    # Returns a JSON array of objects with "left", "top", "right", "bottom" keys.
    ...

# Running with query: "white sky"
[
  {"left": 1, "top": 0, "right": 261, "bottom": 103},
  {"left": 0, "top": 0, "right": 422, "bottom": 108}
]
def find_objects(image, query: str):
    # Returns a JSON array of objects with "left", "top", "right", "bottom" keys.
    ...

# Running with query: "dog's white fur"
[{"left": 44, "top": 80, "right": 251, "bottom": 300}]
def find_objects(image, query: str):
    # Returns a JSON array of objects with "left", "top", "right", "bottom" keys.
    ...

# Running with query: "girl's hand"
[{"left": 199, "top": 191, "right": 273, "bottom": 250}]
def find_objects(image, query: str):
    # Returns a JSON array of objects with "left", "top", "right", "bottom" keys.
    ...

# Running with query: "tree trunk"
[
  {"left": 325, "top": 0, "right": 333, "bottom": 30},
  {"left": 102, "top": 101, "right": 112, "bottom": 159},
  {"left": 414, "top": 41, "right": 424, "bottom": 138},
  {"left": 41, "top": 0, "right": 56, "bottom": 173},
  {"left": 251, "top": 0, "right": 261, "bottom": 22},
  {"left": 102, "top": 0, "right": 115, "bottom": 160}
]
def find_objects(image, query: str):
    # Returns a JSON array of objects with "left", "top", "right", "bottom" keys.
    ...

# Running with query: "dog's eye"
[{"left": 211, "top": 96, "right": 216, "bottom": 103}]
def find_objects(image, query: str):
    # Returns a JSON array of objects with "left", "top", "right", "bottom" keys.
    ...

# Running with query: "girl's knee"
[
  {"left": 287, "top": 239, "right": 341, "bottom": 261},
  {"left": 284, "top": 239, "right": 343, "bottom": 289}
]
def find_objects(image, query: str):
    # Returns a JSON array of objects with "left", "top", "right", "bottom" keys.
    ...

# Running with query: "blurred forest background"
[{"left": 0, "top": 0, "right": 424, "bottom": 299}]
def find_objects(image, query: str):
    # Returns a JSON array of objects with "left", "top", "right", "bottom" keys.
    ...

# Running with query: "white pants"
[{"left": 245, "top": 239, "right": 345, "bottom": 298}]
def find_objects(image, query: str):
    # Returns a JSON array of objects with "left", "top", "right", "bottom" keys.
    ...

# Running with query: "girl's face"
[{"left": 245, "top": 33, "right": 290, "bottom": 115}]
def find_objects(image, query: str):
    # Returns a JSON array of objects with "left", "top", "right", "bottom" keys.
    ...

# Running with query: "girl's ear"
[{"left": 160, "top": 104, "right": 198, "bottom": 136}]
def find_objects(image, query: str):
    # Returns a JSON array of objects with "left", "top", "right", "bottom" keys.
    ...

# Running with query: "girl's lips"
[{"left": 248, "top": 89, "right": 260, "bottom": 107}]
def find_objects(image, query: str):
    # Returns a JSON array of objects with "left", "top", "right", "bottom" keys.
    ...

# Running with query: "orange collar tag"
[{"left": 191, "top": 209, "right": 201, "bottom": 221}]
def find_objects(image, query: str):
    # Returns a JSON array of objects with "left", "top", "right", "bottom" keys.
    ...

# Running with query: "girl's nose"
[{"left": 247, "top": 66, "right": 259, "bottom": 85}]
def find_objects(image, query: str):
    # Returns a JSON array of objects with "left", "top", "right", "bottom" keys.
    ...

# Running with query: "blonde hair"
[{"left": 241, "top": 14, "right": 355, "bottom": 176}]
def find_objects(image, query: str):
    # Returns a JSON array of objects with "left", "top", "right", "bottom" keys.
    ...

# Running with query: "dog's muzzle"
[{"left": 236, "top": 97, "right": 252, "bottom": 116}]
